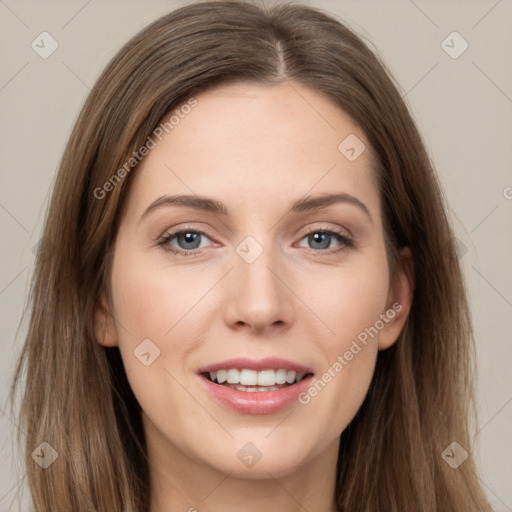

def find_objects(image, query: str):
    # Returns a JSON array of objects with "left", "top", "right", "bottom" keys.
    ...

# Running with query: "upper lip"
[{"left": 198, "top": 357, "right": 313, "bottom": 374}]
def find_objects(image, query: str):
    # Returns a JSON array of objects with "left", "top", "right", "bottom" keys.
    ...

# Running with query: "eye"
[
  {"left": 297, "top": 228, "right": 353, "bottom": 253},
  {"left": 158, "top": 226, "right": 354, "bottom": 257},
  {"left": 158, "top": 228, "right": 216, "bottom": 256}
]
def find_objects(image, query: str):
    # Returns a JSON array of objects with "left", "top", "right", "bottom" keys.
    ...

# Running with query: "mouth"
[
  {"left": 197, "top": 358, "right": 315, "bottom": 414},
  {"left": 201, "top": 368, "right": 312, "bottom": 392}
]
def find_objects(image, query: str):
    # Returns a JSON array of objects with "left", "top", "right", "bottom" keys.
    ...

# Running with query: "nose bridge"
[{"left": 225, "top": 235, "right": 294, "bottom": 331}]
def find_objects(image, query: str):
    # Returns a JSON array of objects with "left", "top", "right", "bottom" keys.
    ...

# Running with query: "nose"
[{"left": 223, "top": 246, "right": 295, "bottom": 335}]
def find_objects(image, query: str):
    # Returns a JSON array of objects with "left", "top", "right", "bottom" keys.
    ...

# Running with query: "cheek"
[
  {"left": 296, "top": 257, "right": 389, "bottom": 433},
  {"left": 308, "top": 257, "right": 390, "bottom": 352},
  {"left": 110, "top": 247, "right": 211, "bottom": 340},
  {"left": 107, "top": 248, "right": 201, "bottom": 389},
  {"left": 108, "top": 251, "right": 208, "bottom": 437}
]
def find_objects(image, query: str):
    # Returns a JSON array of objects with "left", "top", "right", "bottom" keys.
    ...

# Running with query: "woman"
[{"left": 9, "top": 0, "right": 493, "bottom": 510}]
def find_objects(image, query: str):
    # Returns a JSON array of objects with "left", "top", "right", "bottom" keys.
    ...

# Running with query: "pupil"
[
  {"left": 310, "top": 232, "right": 330, "bottom": 250},
  {"left": 179, "top": 232, "right": 200, "bottom": 249}
]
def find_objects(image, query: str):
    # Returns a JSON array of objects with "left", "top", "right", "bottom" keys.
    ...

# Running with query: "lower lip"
[{"left": 198, "top": 374, "right": 314, "bottom": 415}]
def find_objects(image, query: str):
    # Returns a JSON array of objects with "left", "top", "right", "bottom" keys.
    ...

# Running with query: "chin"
[{"left": 196, "top": 436, "right": 315, "bottom": 479}]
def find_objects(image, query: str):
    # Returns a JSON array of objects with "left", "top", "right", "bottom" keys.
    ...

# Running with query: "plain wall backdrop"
[{"left": 1, "top": 0, "right": 511, "bottom": 510}]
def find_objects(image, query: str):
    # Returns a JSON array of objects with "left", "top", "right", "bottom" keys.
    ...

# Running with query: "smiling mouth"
[{"left": 202, "top": 368, "right": 313, "bottom": 392}]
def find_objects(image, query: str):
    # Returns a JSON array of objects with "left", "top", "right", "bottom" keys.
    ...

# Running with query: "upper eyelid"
[
  {"left": 162, "top": 225, "right": 350, "bottom": 237},
  {"left": 161, "top": 225, "right": 217, "bottom": 242}
]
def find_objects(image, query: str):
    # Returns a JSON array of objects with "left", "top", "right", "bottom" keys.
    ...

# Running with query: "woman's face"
[{"left": 95, "top": 81, "right": 411, "bottom": 480}]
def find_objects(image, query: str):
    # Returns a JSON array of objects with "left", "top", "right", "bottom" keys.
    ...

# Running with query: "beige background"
[{"left": 1, "top": 0, "right": 511, "bottom": 510}]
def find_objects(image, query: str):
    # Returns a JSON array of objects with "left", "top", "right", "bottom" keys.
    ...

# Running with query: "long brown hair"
[{"left": 9, "top": 1, "right": 493, "bottom": 510}]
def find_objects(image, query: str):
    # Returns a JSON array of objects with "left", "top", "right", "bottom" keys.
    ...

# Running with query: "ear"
[
  {"left": 93, "top": 292, "right": 118, "bottom": 347},
  {"left": 378, "top": 246, "right": 414, "bottom": 351}
]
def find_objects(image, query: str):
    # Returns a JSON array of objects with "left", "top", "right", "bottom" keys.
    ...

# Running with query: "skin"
[{"left": 94, "top": 81, "right": 413, "bottom": 512}]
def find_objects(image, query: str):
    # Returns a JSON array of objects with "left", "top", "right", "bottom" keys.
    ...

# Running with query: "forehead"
[{"left": 126, "top": 81, "right": 380, "bottom": 221}]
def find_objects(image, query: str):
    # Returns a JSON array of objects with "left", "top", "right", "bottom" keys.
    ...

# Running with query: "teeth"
[
  {"left": 233, "top": 384, "right": 281, "bottom": 392},
  {"left": 257, "top": 370, "right": 275, "bottom": 386},
  {"left": 275, "top": 369, "right": 287, "bottom": 384},
  {"left": 206, "top": 368, "right": 307, "bottom": 386},
  {"left": 286, "top": 371, "right": 296, "bottom": 384},
  {"left": 227, "top": 369, "right": 239, "bottom": 384},
  {"left": 240, "top": 369, "right": 258, "bottom": 386}
]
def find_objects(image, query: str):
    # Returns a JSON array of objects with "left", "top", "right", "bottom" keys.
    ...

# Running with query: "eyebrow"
[
  {"left": 290, "top": 193, "right": 372, "bottom": 223},
  {"left": 140, "top": 192, "right": 372, "bottom": 223}
]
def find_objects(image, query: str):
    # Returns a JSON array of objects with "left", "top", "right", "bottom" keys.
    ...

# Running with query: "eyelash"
[{"left": 158, "top": 225, "right": 354, "bottom": 257}]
